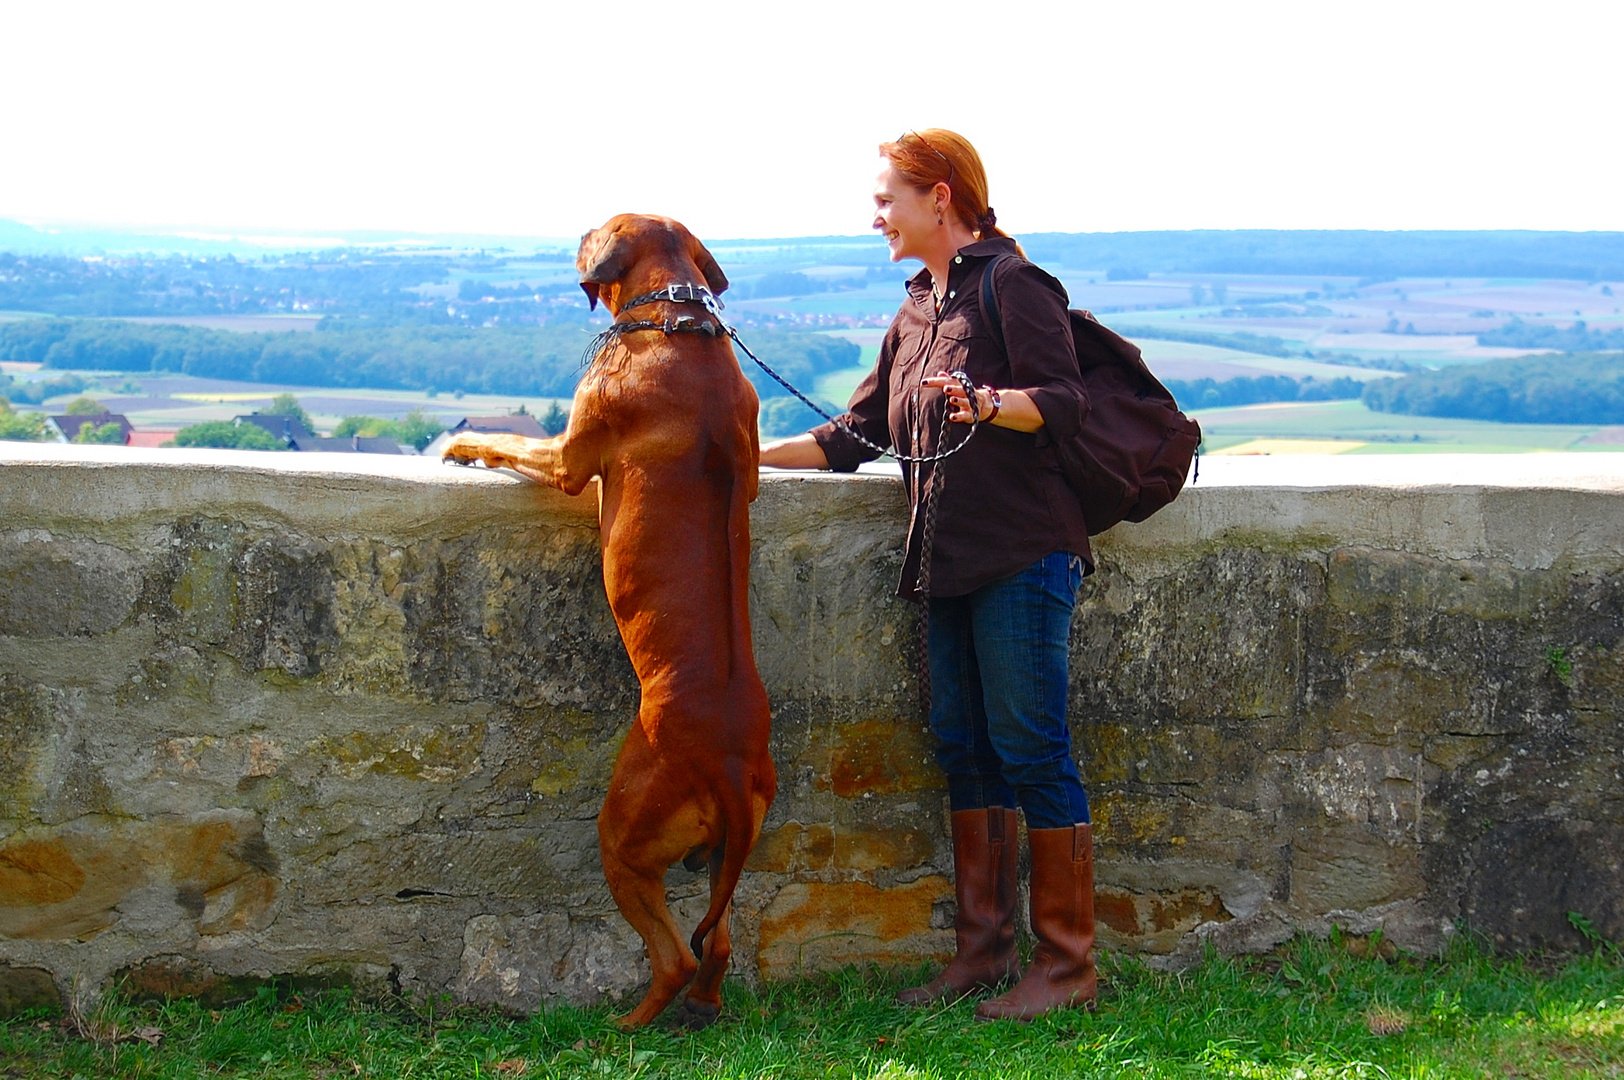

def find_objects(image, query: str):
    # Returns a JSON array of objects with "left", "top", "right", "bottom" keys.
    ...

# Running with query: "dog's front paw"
[{"left": 441, "top": 433, "right": 505, "bottom": 469}]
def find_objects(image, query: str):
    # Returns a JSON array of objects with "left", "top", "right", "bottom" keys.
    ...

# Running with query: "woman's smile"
[{"left": 873, "top": 162, "right": 937, "bottom": 264}]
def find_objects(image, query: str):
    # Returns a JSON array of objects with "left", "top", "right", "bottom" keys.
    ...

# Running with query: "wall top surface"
[
  {"left": 4, "top": 442, "right": 1622, "bottom": 491},
  {"left": 3, "top": 444, "right": 1623, "bottom": 568}
]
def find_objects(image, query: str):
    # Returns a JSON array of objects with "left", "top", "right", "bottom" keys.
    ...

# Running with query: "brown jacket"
[{"left": 810, "top": 237, "right": 1092, "bottom": 601}]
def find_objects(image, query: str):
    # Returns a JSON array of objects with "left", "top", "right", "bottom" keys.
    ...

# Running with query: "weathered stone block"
[
  {"left": 0, "top": 532, "right": 145, "bottom": 638},
  {"left": 0, "top": 962, "right": 59, "bottom": 1016},
  {"left": 755, "top": 877, "right": 953, "bottom": 981},
  {"left": 0, "top": 812, "right": 277, "bottom": 941},
  {"left": 745, "top": 822, "right": 933, "bottom": 875}
]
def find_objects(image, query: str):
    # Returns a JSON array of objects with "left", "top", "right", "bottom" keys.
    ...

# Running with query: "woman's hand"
[{"left": 922, "top": 373, "right": 1046, "bottom": 432}]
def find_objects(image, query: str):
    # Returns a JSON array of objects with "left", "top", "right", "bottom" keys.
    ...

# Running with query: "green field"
[
  {"left": 2, "top": 368, "right": 561, "bottom": 438},
  {"left": 1197, "top": 400, "right": 1623, "bottom": 454},
  {"left": 814, "top": 357, "right": 876, "bottom": 407},
  {"left": 11, "top": 363, "right": 1622, "bottom": 457},
  {"left": 780, "top": 375, "right": 1624, "bottom": 455}
]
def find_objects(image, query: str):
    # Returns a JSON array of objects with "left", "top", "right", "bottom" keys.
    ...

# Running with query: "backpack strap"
[{"left": 977, "top": 252, "right": 1014, "bottom": 358}]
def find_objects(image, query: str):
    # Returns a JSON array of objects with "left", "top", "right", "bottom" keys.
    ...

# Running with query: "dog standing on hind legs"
[{"left": 442, "top": 214, "right": 776, "bottom": 1029}]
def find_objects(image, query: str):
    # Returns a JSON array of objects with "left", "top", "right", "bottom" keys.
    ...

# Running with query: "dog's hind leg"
[
  {"left": 674, "top": 847, "right": 732, "bottom": 1030},
  {"left": 601, "top": 849, "right": 698, "bottom": 1029}
]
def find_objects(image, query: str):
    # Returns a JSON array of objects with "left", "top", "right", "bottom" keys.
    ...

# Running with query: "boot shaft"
[
  {"left": 1026, "top": 823, "right": 1093, "bottom": 958},
  {"left": 950, "top": 807, "right": 1020, "bottom": 950},
  {"left": 897, "top": 806, "right": 1022, "bottom": 1006}
]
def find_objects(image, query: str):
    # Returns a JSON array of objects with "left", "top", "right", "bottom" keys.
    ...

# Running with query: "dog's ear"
[
  {"left": 692, "top": 239, "right": 729, "bottom": 296},
  {"left": 577, "top": 225, "right": 631, "bottom": 311}
]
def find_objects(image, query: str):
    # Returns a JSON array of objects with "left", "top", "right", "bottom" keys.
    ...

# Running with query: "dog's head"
[{"left": 576, "top": 214, "right": 729, "bottom": 312}]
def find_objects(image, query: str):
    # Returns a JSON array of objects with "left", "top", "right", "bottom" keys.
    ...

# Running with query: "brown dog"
[{"left": 443, "top": 215, "right": 775, "bottom": 1029}]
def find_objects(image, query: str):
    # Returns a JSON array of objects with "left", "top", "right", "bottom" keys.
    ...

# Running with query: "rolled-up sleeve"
[
  {"left": 998, "top": 263, "right": 1089, "bottom": 446},
  {"left": 808, "top": 330, "right": 895, "bottom": 472}
]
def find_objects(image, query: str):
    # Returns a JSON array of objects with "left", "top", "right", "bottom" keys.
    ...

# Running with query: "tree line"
[
  {"left": 1164, "top": 375, "right": 1364, "bottom": 410},
  {"left": 0, "top": 251, "right": 459, "bottom": 320},
  {"left": 1477, "top": 319, "right": 1624, "bottom": 352},
  {"left": 0, "top": 318, "right": 860, "bottom": 421},
  {"left": 1362, "top": 352, "right": 1624, "bottom": 425}
]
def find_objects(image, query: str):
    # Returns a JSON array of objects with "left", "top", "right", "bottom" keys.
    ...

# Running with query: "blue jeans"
[{"left": 927, "top": 551, "right": 1091, "bottom": 829}]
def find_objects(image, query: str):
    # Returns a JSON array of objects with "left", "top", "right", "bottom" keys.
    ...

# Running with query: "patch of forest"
[
  {"left": 1166, "top": 375, "right": 1363, "bottom": 410},
  {"left": 0, "top": 250, "right": 598, "bottom": 327},
  {"left": 1362, "top": 352, "right": 1624, "bottom": 424},
  {"left": 0, "top": 318, "right": 858, "bottom": 422},
  {"left": 0, "top": 251, "right": 471, "bottom": 320},
  {"left": 1477, "top": 319, "right": 1624, "bottom": 352}
]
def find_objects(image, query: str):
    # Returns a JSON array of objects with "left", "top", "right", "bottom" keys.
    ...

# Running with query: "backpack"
[{"left": 978, "top": 254, "right": 1202, "bottom": 536}]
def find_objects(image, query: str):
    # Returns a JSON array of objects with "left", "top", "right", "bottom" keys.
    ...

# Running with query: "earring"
[{"left": 936, "top": 210, "right": 944, "bottom": 226}]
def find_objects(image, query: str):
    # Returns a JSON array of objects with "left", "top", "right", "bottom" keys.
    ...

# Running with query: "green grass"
[
  {"left": 815, "top": 355, "right": 878, "bottom": 408},
  {"left": 4, "top": 934, "right": 1621, "bottom": 1078},
  {"left": 1196, "top": 399, "right": 1624, "bottom": 453}
]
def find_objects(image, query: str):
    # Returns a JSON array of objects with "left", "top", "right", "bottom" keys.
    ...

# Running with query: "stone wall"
[{"left": 1, "top": 444, "right": 1621, "bottom": 1014}]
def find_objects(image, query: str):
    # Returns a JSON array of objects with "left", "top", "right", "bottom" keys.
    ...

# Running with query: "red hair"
[{"left": 879, "top": 129, "right": 1022, "bottom": 253}]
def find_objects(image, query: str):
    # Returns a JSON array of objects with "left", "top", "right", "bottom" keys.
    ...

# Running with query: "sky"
[{"left": 2, "top": 0, "right": 1621, "bottom": 241}]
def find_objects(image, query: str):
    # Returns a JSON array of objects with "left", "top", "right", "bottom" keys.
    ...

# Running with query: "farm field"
[
  {"left": 733, "top": 247, "right": 1622, "bottom": 378},
  {"left": 1197, "top": 399, "right": 1624, "bottom": 455},
  {"left": 812, "top": 329, "right": 1403, "bottom": 405},
  {"left": 16, "top": 365, "right": 1618, "bottom": 458},
  {"left": 112, "top": 314, "right": 323, "bottom": 333},
  {"left": 792, "top": 384, "right": 1624, "bottom": 456},
  {"left": 9, "top": 370, "right": 558, "bottom": 441}
]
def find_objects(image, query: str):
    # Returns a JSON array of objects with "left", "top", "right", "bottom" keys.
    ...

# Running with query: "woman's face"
[{"left": 872, "top": 161, "right": 940, "bottom": 264}]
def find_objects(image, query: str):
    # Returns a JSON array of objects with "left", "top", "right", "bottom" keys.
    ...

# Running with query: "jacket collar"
[{"left": 904, "top": 235, "right": 1021, "bottom": 298}]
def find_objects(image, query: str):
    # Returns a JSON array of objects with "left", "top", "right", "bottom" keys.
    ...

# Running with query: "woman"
[{"left": 759, "top": 130, "right": 1096, "bottom": 1021}]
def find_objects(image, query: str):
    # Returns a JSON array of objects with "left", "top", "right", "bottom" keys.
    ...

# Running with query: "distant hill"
[
  {"left": 703, "top": 230, "right": 1624, "bottom": 281},
  {"left": 1016, "top": 231, "right": 1624, "bottom": 281},
  {"left": 4, "top": 221, "right": 1621, "bottom": 280},
  {"left": 0, "top": 219, "right": 575, "bottom": 258}
]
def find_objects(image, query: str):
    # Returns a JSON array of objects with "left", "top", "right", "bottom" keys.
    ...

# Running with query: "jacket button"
[
  {"left": 954, "top": 256, "right": 963, "bottom": 264},
  {"left": 948, "top": 290, "right": 956, "bottom": 299}
]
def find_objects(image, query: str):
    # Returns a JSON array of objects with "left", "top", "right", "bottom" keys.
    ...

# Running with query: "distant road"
[{"left": 108, "top": 315, "right": 323, "bottom": 334}]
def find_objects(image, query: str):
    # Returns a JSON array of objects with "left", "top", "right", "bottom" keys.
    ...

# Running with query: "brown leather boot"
[
  {"left": 897, "top": 807, "right": 1020, "bottom": 1005},
  {"left": 975, "top": 823, "right": 1096, "bottom": 1021}
]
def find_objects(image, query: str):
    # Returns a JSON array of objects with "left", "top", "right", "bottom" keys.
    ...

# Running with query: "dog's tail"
[{"left": 688, "top": 770, "right": 758, "bottom": 962}]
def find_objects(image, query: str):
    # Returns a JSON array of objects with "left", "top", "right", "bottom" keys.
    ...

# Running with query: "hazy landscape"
[{"left": 2, "top": 222, "right": 1621, "bottom": 451}]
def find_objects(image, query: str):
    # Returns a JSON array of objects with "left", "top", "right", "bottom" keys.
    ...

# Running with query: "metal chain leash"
[
  {"left": 703, "top": 295, "right": 982, "bottom": 465},
  {"left": 711, "top": 289, "right": 970, "bottom": 723},
  {"left": 588, "top": 282, "right": 984, "bottom": 464},
  {"left": 589, "top": 282, "right": 978, "bottom": 724}
]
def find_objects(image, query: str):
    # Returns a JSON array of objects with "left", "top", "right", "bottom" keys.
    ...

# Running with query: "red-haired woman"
[{"left": 760, "top": 130, "right": 1096, "bottom": 1021}]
